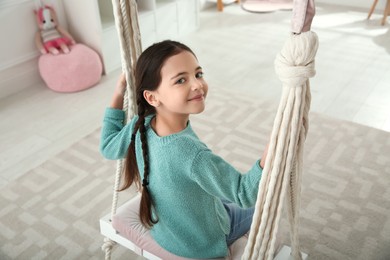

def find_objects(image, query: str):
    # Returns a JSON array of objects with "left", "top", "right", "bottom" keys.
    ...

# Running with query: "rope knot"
[
  {"left": 274, "top": 31, "right": 319, "bottom": 87},
  {"left": 102, "top": 237, "right": 116, "bottom": 251}
]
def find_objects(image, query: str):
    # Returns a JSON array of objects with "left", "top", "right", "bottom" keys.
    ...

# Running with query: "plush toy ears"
[
  {"left": 34, "top": 5, "right": 55, "bottom": 22},
  {"left": 34, "top": 0, "right": 45, "bottom": 13}
]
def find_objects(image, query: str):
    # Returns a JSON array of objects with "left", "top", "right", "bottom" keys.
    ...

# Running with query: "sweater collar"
[{"left": 145, "top": 115, "right": 194, "bottom": 144}]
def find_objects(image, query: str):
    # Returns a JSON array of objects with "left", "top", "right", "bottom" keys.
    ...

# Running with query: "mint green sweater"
[{"left": 100, "top": 108, "right": 262, "bottom": 258}]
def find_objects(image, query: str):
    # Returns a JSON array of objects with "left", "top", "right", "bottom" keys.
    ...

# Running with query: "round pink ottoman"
[{"left": 38, "top": 43, "right": 103, "bottom": 92}]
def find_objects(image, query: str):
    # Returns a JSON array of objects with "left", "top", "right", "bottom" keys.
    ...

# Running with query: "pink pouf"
[{"left": 38, "top": 43, "right": 103, "bottom": 92}]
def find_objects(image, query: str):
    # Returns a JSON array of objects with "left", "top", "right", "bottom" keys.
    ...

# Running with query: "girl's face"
[{"left": 147, "top": 51, "right": 208, "bottom": 117}]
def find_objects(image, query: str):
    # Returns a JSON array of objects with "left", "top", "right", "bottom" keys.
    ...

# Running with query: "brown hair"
[{"left": 120, "top": 40, "right": 196, "bottom": 228}]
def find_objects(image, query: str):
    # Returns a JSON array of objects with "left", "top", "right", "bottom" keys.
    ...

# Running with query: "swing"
[{"left": 99, "top": 0, "right": 318, "bottom": 259}]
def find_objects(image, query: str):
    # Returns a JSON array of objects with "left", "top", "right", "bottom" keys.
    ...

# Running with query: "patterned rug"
[{"left": 1, "top": 87, "right": 389, "bottom": 260}]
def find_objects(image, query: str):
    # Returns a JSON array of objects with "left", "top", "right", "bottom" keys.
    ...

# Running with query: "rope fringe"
[{"left": 242, "top": 31, "right": 318, "bottom": 260}]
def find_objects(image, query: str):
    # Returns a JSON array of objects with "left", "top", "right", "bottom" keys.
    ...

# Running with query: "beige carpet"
[{"left": 1, "top": 87, "right": 390, "bottom": 260}]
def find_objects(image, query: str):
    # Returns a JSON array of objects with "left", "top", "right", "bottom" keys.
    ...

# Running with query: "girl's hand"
[
  {"left": 110, "top": 73, "right": 127, "bottom": 109},
  {"left": 115, "top": 73, "right": 127, "bottom": 97},
  {"left": 260, "top": 142, "right": 269, "bottom": 169}
]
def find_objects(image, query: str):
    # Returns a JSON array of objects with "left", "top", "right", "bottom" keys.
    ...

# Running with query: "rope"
[
  {"left": 105, "top": 1, "right": 316, "bottom": 259},
  {"left": 242, "top": 31, "right": 318, "bottom": 260},
  {"left": 102, "top": 0, "right": 142, "bottom": 259},
  {"left": 102, "top": 237, "right": 116, "bottom": 260}
]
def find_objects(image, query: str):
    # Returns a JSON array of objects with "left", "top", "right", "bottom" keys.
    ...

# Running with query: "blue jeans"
[{"left": 222, "top": 200, "right": 255, "bottom": 246}]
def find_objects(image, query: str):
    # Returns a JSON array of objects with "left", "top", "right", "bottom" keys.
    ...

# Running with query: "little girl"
[{"left": 100, "top": 40, "right": 268, "bottom": 258}]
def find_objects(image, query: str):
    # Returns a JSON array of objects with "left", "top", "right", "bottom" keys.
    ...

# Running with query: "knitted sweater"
[{"left": 100, "top": 108, "right": 263, "bottom": 258}]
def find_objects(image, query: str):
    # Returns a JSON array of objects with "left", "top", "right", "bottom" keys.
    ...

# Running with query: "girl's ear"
[{"left": 143, "top": 90, "right": 160, "bottom": 108}]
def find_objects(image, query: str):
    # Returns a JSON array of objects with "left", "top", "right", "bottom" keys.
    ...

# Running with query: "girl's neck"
[{"left": 152, "top": 113, "right": 189, "bottom": 137}]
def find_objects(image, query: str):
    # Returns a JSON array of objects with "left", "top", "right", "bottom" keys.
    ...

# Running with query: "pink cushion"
[
  {"left": 112, "top": 195, "right": 248, "bottom": 260},
  {"left": 38, "top": 43, "right": 102, "bottom": 92}
]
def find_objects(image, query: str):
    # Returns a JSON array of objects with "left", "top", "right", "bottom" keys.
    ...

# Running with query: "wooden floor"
[{"left": 1, "top": 3, "right": 389, "bottom": 188}]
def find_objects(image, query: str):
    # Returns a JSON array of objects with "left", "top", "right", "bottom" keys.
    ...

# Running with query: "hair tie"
[{"left": 142, "top": 179, "right": 149, "bottom": 187}]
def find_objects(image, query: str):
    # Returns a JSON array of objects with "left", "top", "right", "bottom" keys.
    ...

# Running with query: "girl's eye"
[
  {"left": 196, "top": 72, "right": 204, "bottom": 78},
  {"left": 176, "top": 78, "right": 186, "bottom": 84}
]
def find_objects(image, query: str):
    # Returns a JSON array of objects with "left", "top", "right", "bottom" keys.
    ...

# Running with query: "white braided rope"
[
  {"left": 242, "top": 31, "right": 318, "bottom": 260},
  {"left": 102, "top": 0, "right": 142, "bottom": 259},
  {"left": 102, "top": 237, "right": 116, "bottom": 260},
  {"left": 103, "top": 1, "right": 317, "bottom": 260}
]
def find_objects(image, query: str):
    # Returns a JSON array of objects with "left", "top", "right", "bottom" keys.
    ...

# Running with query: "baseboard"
[{"left": 0, "top": 58, "right": 43, "bottom": 99}]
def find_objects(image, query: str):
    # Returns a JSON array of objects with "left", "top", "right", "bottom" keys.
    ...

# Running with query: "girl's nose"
[{"left": 192, "top": 79, "right": 203, "bottom": 91}]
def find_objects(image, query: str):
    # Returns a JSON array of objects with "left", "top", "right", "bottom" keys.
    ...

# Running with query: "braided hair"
[{"left": 120, "top": 40, "right": 196, "bottom": 228}]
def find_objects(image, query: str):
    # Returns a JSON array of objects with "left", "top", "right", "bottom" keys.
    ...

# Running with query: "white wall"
[
  {"left": 0, "top": 0, "right": 68, "bottom": 99},
  {"left": 62, "top": 0, "right": 102, "bottom": 63},
  {"left": 0, "top": 0, "right": 379, "bottom": 72},
  {"left": 0, "top": 0, "right": 68, "bottom": 71},
  {"left": 0, "top": 0, "right": 382, "bottom": 71},
  {"left": 0, "top": 0, "right": 384, "bottom": 99}
]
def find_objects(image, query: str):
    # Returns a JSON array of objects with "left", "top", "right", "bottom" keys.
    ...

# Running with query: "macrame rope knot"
[{"left": 274, "top": 31, "right": 318, "bottom": 87}]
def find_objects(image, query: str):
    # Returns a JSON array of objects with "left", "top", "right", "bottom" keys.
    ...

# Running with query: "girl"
[{"left": 100, "top": 40, "right": 268, "bottom": 259}]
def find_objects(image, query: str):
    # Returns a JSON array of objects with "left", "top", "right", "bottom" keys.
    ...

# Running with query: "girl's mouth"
[{"left": 188, "top": 94, "right": 204, "bottom": 101}]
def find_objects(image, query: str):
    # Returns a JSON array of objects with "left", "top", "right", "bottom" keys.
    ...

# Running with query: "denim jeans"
[{"left": 222, "top": 200, "right": 255, "bottom": 246}]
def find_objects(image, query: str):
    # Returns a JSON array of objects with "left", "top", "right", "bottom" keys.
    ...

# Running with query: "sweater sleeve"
[
  {"left": 191, "top": 150, "right": 262, "bottom": 208},
  {"left": 99, "top": 107, "right": 136, "bottom": 160}
]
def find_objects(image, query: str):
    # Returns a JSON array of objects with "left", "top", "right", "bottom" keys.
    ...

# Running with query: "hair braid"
[
  {"left": 122, "top": 40, "right": 195, "bottom": 228},
  {"left": 137, "top": 96, "right": 158, "bottom": 228},
  {"left": 121, "top": 133, "right": 139, "bottom": 191}
]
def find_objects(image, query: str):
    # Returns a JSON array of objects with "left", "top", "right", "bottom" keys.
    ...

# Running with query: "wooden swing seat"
[
  {"left": 100, "top": 195, "right": 249, "bottom": 260},
  {"left": 100, "top": 195, "right": 305, "bottom": 259}
]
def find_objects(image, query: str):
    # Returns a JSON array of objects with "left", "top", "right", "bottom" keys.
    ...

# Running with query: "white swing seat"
[
  {"left": 100, "top": 195, "right": 304, "bottom": 259},
  {"left": 100, "top": 194, "right": 249, "bottom": 260}
]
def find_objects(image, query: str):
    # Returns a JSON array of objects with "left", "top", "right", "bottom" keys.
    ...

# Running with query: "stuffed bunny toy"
[{"left": 35, "top": 5, "right": 76, "bottom": 55}]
